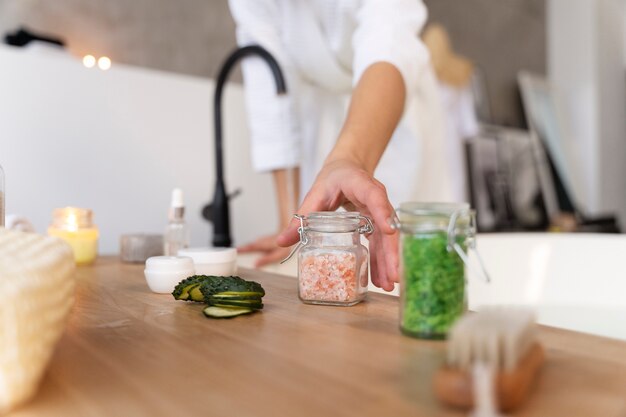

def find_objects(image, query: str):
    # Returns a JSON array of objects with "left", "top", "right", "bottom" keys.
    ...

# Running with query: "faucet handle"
[
  {"left": 228, "top": 188, "right": 242, "bottom": 200},
  {"left": 201, "top": 188, "right": 242, "bottom": 224}
]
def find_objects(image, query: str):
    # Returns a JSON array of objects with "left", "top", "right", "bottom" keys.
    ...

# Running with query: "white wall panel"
[{"left": 0, "top": 45, "right": 278, "bottom": 253}]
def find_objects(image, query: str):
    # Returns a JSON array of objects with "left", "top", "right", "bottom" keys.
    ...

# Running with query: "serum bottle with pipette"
[{"left": 164, "top": 188, "right": 190, "bottom": 256}]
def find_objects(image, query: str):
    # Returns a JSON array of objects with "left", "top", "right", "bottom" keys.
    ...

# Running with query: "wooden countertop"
[{"left": 9, "top": 258, "right": 626, "bottom": 417}]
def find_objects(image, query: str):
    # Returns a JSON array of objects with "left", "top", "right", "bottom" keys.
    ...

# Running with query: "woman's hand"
[
  {"left": 279, "top": 62, "right": 406, "bottom": 291},
  {"left": 237, "top": 234, "right": 293, "bottom": 267},
  {"left": 238, "top": 167, "right": 299, "bottom": 268},
  {"left": 276, "top": 157, "right": 399, "bottom": 291}
]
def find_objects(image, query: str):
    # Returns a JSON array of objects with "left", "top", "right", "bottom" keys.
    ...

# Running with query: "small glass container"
[
  {"left": 294, "top": 212, "right": 373, "bottom": 306},
  {"left": 120, "top": 234, "right": 164, "bottom": 263},
  {"left": 395, "top": 202, "right": 485, "bottom": 339},
  {"left": 48, "top": 207, "right": 99, "bottom": 265}
]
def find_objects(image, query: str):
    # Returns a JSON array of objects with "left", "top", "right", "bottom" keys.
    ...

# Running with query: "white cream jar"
[
  {"left": 177, "top": 247, "right": 237, "bottom": 276},
  {"left": 144, "top": 256, "right": 195, "bottom": 293}
]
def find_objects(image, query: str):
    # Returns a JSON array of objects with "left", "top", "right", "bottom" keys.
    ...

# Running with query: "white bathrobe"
[{"left": 229, "top": 0, "right": 454, "bottom": 206}]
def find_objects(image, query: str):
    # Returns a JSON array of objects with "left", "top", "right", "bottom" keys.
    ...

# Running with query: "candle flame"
[{"left": 66, "top": 211, "right": 78, "bottom": 231}]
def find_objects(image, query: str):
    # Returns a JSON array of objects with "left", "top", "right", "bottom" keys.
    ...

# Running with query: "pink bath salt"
[{"left": 299, "top": 252, "right": 359, "bottom": 302}]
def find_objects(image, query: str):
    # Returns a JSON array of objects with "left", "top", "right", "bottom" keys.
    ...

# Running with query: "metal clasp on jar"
[
  {"left": 280, "top": 213, "right": 374, "bottom": 264},
  {"left": 447, "top": 209, "right": 491, "bottom": 283},
  {"left": 390, "top": 205, "right": 492, "bottom": 284}
]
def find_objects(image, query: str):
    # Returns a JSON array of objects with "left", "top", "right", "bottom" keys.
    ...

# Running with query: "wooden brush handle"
[{"left": 433, "top": 343, "right": 545, "bottom": 412}]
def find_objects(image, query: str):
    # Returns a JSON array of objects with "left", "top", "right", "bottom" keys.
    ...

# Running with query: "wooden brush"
[{"left": 433, "top": 307, "right": 544, "bottom": 414}]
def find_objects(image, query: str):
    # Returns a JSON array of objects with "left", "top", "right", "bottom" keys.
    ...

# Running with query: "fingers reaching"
[
  {"left": 350, "top": 178, "right": 396, "bottom": 236},
  {"left": 381, "top": 231, "right": 399, "bottom": 285},
  {"left": 368, "top": 230, "right": 396, "bottom": 291},
  {"left": 273, "top": 158, "right": 399, "bottom": 292},
  {"left": 276, "top": 186, "right": 328, "bottom": 247},
  {"left": 237, "top": 234, "right": 280, "bottom": 254},
  {"left": 254, "top": 246, "right": 294, "bottom": 267},
  {"left": 237, "top": 235, "right": 295, "bottom": 268},
  {"left": 237, "top": 241, "right": 262, "bottom": 253}
]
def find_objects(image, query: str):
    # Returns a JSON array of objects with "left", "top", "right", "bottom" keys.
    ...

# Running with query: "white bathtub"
[
  {"left": 468, "top": 233, "right": 626, "bottom": 341},
  {"left": 240, "top": 233, "right": 626, "bottom": 341}
]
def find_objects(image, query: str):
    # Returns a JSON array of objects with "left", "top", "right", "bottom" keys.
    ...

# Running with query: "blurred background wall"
[
  {"left": 0, "top": 45, "right": 277, "bottom": 252},
  {"left": 424, "top": 0, "right": 546, "bottom": 127},
  {"left": 1, "top": 0, "right": 625, "bottom": 247},
  {"left": 0, "top": 0, "right": 237, "bottom": 78},
  {"left": 0, "top": 0, "right": 545, "bottom": 127}
]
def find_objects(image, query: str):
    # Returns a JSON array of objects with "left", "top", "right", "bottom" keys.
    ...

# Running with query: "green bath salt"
[{"left": 400, "top": 232, "right": 466, "bottom": 339}]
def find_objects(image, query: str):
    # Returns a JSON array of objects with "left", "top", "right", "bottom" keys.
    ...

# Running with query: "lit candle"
[{"left": 48, "top": 207, "right": 99, "bottom": 265}]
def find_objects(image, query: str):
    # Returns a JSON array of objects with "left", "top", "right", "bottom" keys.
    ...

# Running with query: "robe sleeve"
[
  {"left": 352, "top": 0, "right": 429, "bottom": 94},
  {"left": 228, "top": 0, "right": 301, "bottom": 172}
]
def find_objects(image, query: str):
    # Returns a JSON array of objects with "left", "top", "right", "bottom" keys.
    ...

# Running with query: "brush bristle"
[{"left": 447, "top": 307, "right": 536, "bottom": 371}]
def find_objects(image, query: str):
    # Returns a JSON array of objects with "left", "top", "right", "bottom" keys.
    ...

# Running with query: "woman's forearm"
[
  {"left": 277, "top": 63, "right": 405, "bottom": 289},
  {"left": 327, "top": 62, "right": 406, "bottom": 173},
  {"left": 272, "top": 167, "right": 300, "bottom": 229}
]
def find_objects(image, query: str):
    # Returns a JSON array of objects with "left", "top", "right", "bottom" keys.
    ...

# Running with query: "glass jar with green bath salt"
[{"left": 395, "top": 202, "right": 488, "bottom": 340}]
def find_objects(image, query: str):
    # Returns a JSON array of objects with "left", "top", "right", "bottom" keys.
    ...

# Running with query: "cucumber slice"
[
  {"left": 188, "top": 284, "right": 205, "bottom": 302},
  {"left": 210, "top": 294, "right": 264, "bottom": 301},
  {"left": 176, "top": 283, "right": 196, "bottom": 301},
  {"left": 205, "top": 297, "right": 263, "bottom": 304},
  {"left": 172, "top": 276, "right": 210, "bottom": 300},
  {"left": 210, "top": 300, "right": 264, "bottom": 309},
  {"left": 203, "top": 306, "right": 253, "bottom": 318},
  {"left": 208, "top": 298, "right": 262, "bottom": 305},
  {"left": 215, "top": 291, "right": 265, "bottom": 297}
]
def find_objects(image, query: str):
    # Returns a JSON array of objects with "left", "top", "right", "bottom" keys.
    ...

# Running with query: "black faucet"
[{"left": 202, "top": 45, "right": 287, "bottom": 247}]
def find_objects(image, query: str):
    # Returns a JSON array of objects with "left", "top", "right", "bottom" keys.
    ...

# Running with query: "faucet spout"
[{"left": 204, "top": 45, "right": 287, "bottom": 247}]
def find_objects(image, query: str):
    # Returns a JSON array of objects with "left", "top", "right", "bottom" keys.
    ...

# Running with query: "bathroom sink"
[{"left": 239, "top": 233, "right": 626, "bottom": 341}]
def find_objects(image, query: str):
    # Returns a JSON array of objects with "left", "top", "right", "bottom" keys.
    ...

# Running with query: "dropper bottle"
[{"left": 164, "top": 188, "right": 190, "bottom": 256}]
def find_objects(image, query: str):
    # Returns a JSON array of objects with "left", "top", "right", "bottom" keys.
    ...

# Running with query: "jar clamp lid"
[
  {"left": 392, "top": 202, "right": 491, "bottom": 283},
  {"left": 280, "top": 211, "right": 374, "bottom": 264}
]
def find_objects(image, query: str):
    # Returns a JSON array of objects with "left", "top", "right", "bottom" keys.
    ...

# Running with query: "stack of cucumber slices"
[{"left": 172, "top": 275, "right": 265, "bottom": 318}]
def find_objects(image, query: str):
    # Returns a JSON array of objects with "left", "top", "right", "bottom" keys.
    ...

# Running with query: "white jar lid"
[
  {"left": 177, "top": 247, "right": 237, "bottom": 263},
  {"left": 145, "top": 256, "right": 195, "bottom": 273}
]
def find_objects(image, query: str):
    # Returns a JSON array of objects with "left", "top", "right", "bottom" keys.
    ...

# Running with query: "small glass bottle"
[
  {"left": 395, "top": 202, "right": 480, "bottom": 339},
  {"left": 164, "top": 188, "right": 190, "bottom": 256},
  {"left": 48, "top": 207, "right": 99, "bottom": 265},
  {"left": 295, "top": 212, "right": 372, "bottom": 306}
]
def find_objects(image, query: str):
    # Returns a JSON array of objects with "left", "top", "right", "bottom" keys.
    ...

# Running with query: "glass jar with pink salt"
[{"left": 293, "top": 212, "right": 373, "bottom": 306}]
